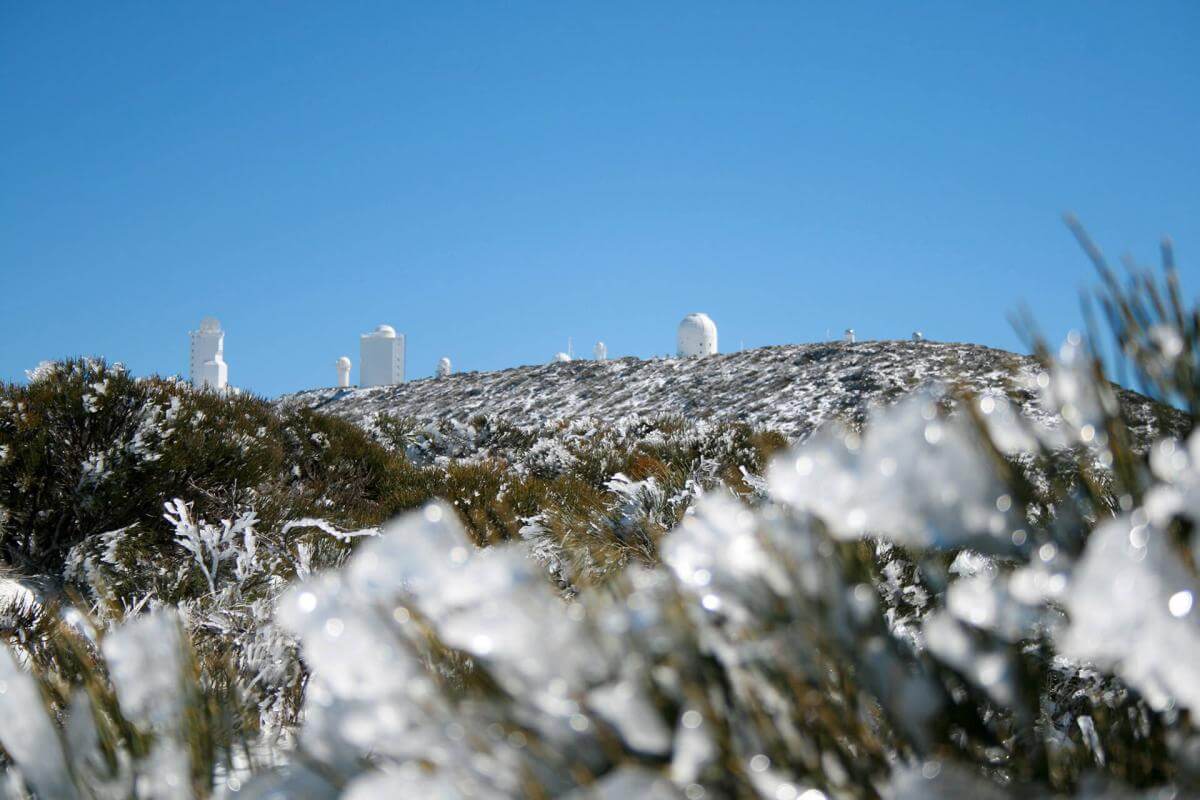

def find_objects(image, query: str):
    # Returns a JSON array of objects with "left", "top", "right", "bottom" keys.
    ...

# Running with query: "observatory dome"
[
  {"left": 199, "top": 316, "right": 221, "bottom": 333},
  {"left": 551, "top": 352, "right": 572, "bottom": 363},
  {"left": 369, "top": 324, "right": 397, "bottom": 338},
  {"left": 677, "top": 313, "right": 718, "bottom": 357},
  {"left": 336, "top": 356, "right": 352, "bottom": 368}
]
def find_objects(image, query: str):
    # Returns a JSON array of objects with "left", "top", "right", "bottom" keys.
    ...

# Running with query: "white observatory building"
[
  {"left": 677, "top": 313, "right": 718, "bottom": 357},
  {"left": 360, "top": 324, "right": 405, "bottom": 387},
  {"left": 335, "top": 356, "right": 352, "bottom": 388},
  {"left": 551, "top": 352, "right": 572, "bottom": 364},
  {"left": 189, "top": 317, "right": 228, "bottom": 390},
  {"left": 593, "top": 341, "right": 607, "bottom": 361},
  {"left": 437, "top": 357, "right": 452, "bottom": 378}
]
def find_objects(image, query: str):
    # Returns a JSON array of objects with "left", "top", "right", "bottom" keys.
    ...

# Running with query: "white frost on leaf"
[
  {"left": 562, "top": 767, "right": 683, "bottom": 799},
  {"left": 1058, "top": 514, "right": 1200, "bottom": 711},
  {"left": 281, "top": 517, "right": 380, "bottom": 542},
  {"left": 923, "top": 611, "right": 1019, "bottom": 709},
  {"left": 165, "top": 499, "right": 260, "bottom": 594},
  {"left": 1033, "top": 336, "right": 1118, "bottom": 445},
  {"left": 886, "top": 760, "right": 1016, "bottom": 800},
  {"left": 768, "top": 395, "right": 1020, "bottom": 549},
  {"left": 586, "top": 680, "right": 673, "bottom": 757},
  {"left": 24, "top": 360, "right": 55, "bottom": 383},
  {"left": 101, "top": 609, "right": 186, "bottom": 731},
  {"left": 277, "top": 502, "right": 611, "bottom": 787},
  {"left": 342, "top": 766, "right": 469, "bottom": 800},
  {"left": 947, "top": 571, "right": 1055, "bottom": 642},
  {"left": 0, "top": 646, "right": 79, "bottom": 799},
  {"left": 1145, "top": 431, "right": 1200, "bottom": 530}
]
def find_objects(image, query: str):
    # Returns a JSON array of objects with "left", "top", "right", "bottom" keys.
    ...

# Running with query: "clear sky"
[{"left": 2, "top": 2, "right": 1198, "bottom": 396}]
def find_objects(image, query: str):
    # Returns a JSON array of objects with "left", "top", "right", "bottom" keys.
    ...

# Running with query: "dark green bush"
[{"left": 0, "top": 359, "right": 421, "bottom": 575}]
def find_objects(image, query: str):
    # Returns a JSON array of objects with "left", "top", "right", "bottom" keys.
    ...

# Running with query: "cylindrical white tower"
[
  {"left": 593, "top": 341, "right": 607, "bottom": 361},
  {"left": 336, "top": 356, "right": 352, "bottom": 388},
  {"left": 437, "top": 357, "right": 452, "bottom": 377},
  {"left": 844, "top": 328, "right": 856, "bottom": 344},
  {"left": 189, "top": 316, "right": 228, "bottom": 390},
  {"left": 677, "top": 313, "right": 718, "bottom": 357}
]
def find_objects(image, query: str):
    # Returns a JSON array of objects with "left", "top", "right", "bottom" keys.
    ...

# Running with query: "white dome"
[
  {"left": 593, "top": 341, "right": 607, "bottom": 361},
  {"left": 199, "top": 316, "right": 221, "bottom": 333},
  {"left": 368, "top": 324, "right": 397, "bottom": 339},
  {"left": 551, "top": 352, "right": 572, "bottom": 363},
  {"left": 437, "top": 357, "right": 452, "bottom": 377},
  {"left": 677, "top": 313, "right": 718, "bottom": 357},
  {"left": 336, "top": 356, "right": 352, "bottom": 368}
]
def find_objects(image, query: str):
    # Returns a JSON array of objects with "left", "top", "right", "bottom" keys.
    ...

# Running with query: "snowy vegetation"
[
  {"left": 288, "top": 336, "right": 1181, "bottom": 448},
  {"left": 1, "top": 232, "right": 1198, "bottom": 798}
]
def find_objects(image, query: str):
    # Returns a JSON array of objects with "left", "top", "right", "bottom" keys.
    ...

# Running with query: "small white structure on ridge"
[
  {"left": 677, "top": 313, "right": 718, "bottom": 357},
  {"left": 912, "top": 331, "right": 925, "bottom": 342},
  {"left": 437, "top": 357, "right": 452, "bottom": 378},
  {"left": 593, "top": 341, "right": 607, "bottom": 361},
  {"left": 335, "top": 356, "right": 352, "bottom": 388},
  {"left": 844, "top": 328, "right": 856, "bottom": 344},
  {"left": 360, "top": 324, "right": 405, "bottom": 387},
  {"left": 551, "top": 352, "right": 572, "bottom": 363},
  {"left": 189, "top": 316, "right": 228, "bottom": 390}
]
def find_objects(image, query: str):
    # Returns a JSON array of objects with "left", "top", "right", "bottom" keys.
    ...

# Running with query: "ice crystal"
[
  {"left": 1058, "top": 514, "right": 1200, "bottom": 712},
  {"left": 0, "top": 647, "right": 78, "bottom": 799},
  {"left": 768, "top": 394, "right": 1019, "bottom": 550}
]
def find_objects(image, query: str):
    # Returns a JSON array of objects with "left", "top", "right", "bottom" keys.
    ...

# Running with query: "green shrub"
[{"left": 0, "top": 359, "right": 420, "bottom": 576}]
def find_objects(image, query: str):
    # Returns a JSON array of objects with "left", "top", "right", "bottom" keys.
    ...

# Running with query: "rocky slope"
[{"left": 283, "top": 340, "right": 1186, "bottom": 447}]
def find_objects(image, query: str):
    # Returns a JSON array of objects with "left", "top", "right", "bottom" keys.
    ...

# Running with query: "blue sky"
[{"left": 2, "top": 2, "right": 1197, "bottom": 396}]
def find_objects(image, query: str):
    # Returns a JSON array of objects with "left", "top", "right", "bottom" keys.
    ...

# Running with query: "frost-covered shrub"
[
  {"left": 525, "top": 437, "right": 579, "bottom": 478},
  {"left": 354, "top": 416, "right": 789, "bottom": 587},
  {"left": 0, "top": 359, "right": 419, "bottom": 574}
]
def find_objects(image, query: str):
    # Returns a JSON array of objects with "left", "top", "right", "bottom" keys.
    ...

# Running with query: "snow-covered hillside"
[{"left": 284, "top": 340, "right": 1184, "bottom": 447}]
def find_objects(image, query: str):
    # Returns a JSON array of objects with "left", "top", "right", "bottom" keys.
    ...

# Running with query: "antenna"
[{"left": 567, "top": 337, "right": 573, "bottom": 359}]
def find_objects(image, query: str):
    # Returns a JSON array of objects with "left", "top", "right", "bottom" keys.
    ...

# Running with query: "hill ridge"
[{"left": 283, "top": 340, "right": 1182, "bottom": 445}]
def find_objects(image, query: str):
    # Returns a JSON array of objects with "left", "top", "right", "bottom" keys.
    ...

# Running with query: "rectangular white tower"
[
  {"left": 360, "top": 324, "right": 405, "bottom": 387},
  {"left": 189, "top": 317, "right": 228, "bottom": 390}
]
